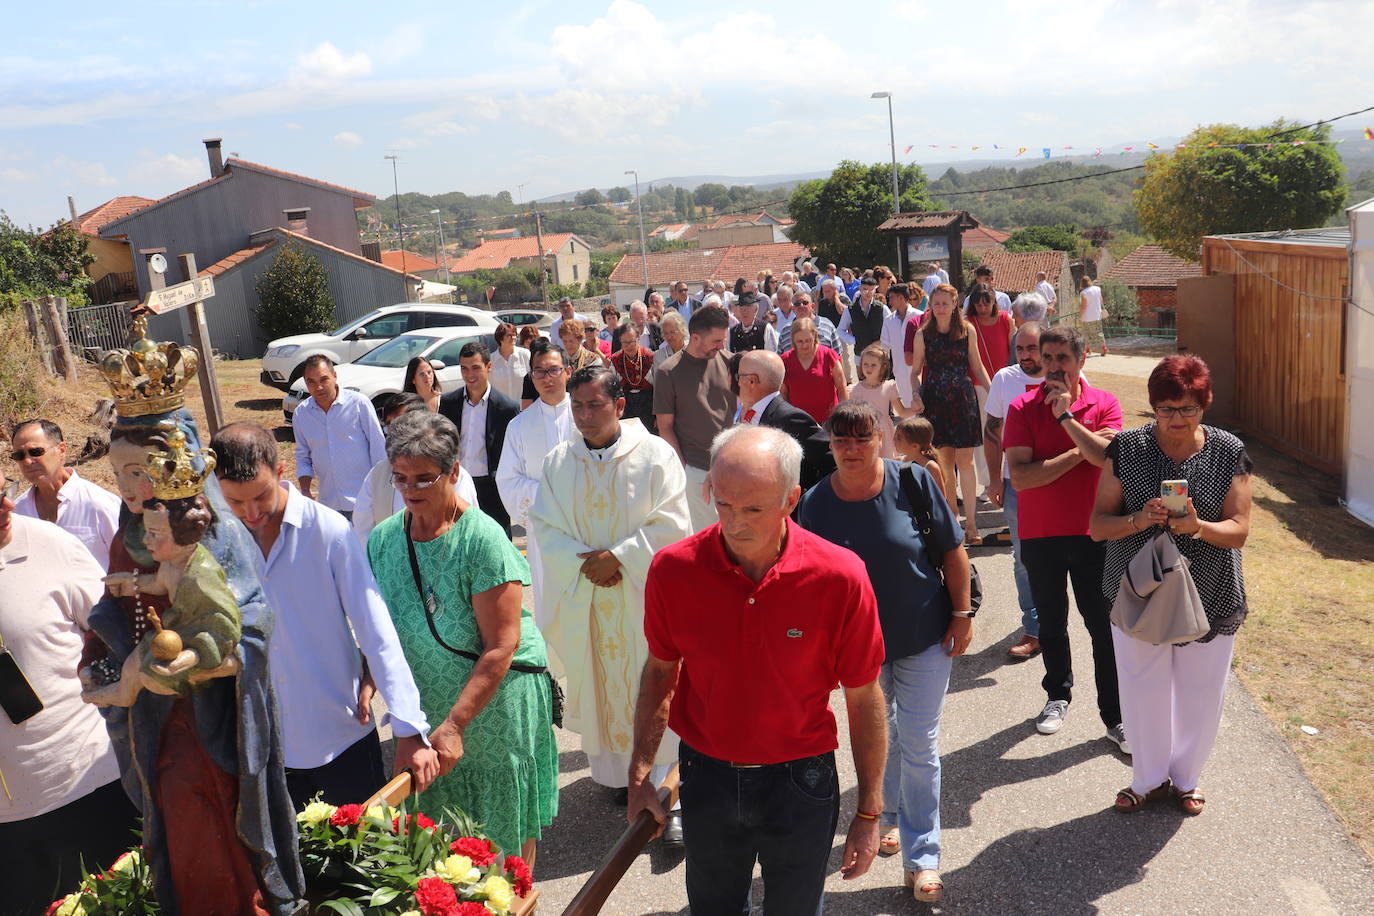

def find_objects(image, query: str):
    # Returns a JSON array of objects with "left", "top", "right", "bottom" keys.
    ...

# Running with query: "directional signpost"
[{"left": 138, "top": 249, "right": 226, "bottom": 435}]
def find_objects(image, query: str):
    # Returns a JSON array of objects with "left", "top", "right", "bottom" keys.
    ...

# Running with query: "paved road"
[{"left": 529, "top": 498, "right": 1374, "bottom": 915}]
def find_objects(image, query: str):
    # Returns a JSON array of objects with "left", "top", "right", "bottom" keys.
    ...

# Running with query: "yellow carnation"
[
  {"left": 110, "top": 849, "right": 142, "bottom": 875},
  {"left": 53, "top": 896, "right": 87, "bottom": 916},
  {"left": 297, "top": 801, "right": 337, "bottom": 827},
  {"left": 482, "top": 875, "right": 514, "bottom": 914},
  {"left": 364, "top": 803, "right": 398, "bottom": 823},
  {"left": 398, "top": 912, "right": 421, "bottom": 916},
  {"left": 433, "top": 854, "right": 481, "bottom": 887}
]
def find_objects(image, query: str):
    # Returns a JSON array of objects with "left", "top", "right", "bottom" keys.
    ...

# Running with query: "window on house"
[
  {"left": 573, "top": 264, "right": 579, "bottom": 280},
  {"left": 569, "top": 240, "right": 576, "bottom": 253}
]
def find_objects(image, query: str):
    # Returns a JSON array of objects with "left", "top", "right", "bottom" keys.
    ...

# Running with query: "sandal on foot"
[
  {"left": 878, "top": 826, "right": 900, "bottom": 856},
  {"left": 1114, "top": 780, "right": 1171, "bottom": 812},
  {"left": 905, "top": 869, "right": 944, "bottom": 903},
  {"left": 964, "top": 529, "right": 984, "bottom": 546},
  {"left": 1176, "top": 788, "right": 1206, "bottom": 816}
]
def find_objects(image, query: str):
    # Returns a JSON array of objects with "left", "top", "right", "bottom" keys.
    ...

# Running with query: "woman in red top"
[
  {"left": 782, "top": 317, "right": 848, "bottom": 423},
  {"left": 610, "top": 323, "right": 655, "bottom": 431},
  {"left": 967, "top": 284, "right": 1015, "bottom": 378}
]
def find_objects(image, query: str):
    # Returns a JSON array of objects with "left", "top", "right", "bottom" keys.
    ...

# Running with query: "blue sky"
[{"left": 2, "top": 0, "right": 1369, "bottom": 227}]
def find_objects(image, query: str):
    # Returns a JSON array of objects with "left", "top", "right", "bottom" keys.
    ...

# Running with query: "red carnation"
[
  {"left": 393, "top": 812, "right": 437, "bottom": 833},
  {"left": 454, "top": 904, "right": 490, "bottom": 916},
  {"left": 450, "top": 836, "right": 497, "bottom": 867},
  {"left": 329, "top": 803, "right": 363, "bottom": 828},
  {"left": 45, "top": 901, "right": 64, "bottom": 916},
  {"left": 504, "top": 854, "right": 533, "bottom": 897},
  {"left": 415, "top": 875, "right": 459, "bottom": 916}
]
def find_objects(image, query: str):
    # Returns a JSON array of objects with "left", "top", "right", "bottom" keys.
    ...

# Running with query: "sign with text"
[
  {"left": 144, "top": 277, "right": 215, "bottom": 315},
  {"left": 906, "top": 237, "right": 950, "bottom": 262}
]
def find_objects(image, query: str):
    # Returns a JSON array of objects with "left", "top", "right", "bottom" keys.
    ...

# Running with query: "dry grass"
[{"left": 1095, "top": 369, "right": 1374, "bottom": 861}]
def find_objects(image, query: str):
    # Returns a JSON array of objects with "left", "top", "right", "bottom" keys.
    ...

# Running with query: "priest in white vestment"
[
  {"left": 532, "top": 366, "right": 691, "bottom": 831},
  {"left": 496, "top": 341, "right": 574, "bottom": 628}
]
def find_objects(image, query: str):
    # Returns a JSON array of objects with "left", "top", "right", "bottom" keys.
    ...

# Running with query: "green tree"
[
  {"left": 0, "top": 212, "right": 94, "bottom": 309},
  {"left": 254, "top": 243, "right": 336, "bottom": 338},
  {"left": 607, "top": 186, "right": 632, "bottom": 204},
  {"left": 694, "top": 183, "right": 730, "bottom": 210},
  {"left": 574, "top": 188, "right": 606, "bottom": 206},
  {"left": 1099, "top": 278, "right": 1139, "bottom": 325},
  {"left": 1004, "top": 224, "right": 1084, "bottom": 254},
  {"left": 674, "top": 188, "right": 688, "bottom": 219},
  {"left": 1136, "top": 120, "right": 1346, "bottom": 259},
  {"left": 787, "top": 160, "right": 933, "bottom": 267}
]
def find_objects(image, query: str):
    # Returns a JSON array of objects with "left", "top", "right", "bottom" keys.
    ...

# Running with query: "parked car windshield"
[
  {"left": 354, "top": 335, "right": 438, "bottom": 368},
  {"left": 330, "top": 309, "right": 384, "bottom": 337}
]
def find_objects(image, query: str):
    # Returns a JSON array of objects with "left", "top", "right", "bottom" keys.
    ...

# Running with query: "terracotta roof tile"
[
  {"left": 379, "top": 249, "right": 440, "bottom": 272},
  {"left": 608, "top": 241, "right": 810, "bottom": 288},
  {"left": 1105, "top": 244, "right": 1204, "bottom": 287},
  {"left": 976, "top": 249, "right": 1067, "bottom": 294},
  {"left": 447, "top": 233, "right": 583, "bottom": 274},
  {"left": 73, "top": 196, "right": 156, "bottom": 236},
  {"left": 962, "top": 225, "right": 1010, "bottom": 248},
  {"left": 199, "top": 240, "right": 277, "bottom": 277}
]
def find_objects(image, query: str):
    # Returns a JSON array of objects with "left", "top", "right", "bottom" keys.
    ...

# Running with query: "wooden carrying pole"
[
  {"left": 178, "top": 254, "right": 226, "bottom": 436},
  {"left": 560, "top": 766, "right": 681, "bottom": 916},
  {"left": 40, "top": 294, "right": 78, "bottom": 382}
]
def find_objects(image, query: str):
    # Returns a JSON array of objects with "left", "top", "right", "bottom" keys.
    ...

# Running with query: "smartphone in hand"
[{"left": 1161, "top": 479, "right": 1189, "bottom": 517}]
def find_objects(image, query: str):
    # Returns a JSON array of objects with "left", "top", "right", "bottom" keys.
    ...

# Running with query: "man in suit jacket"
[
  {"left": 438, "top": 341, "right": 519, "bottom": 535},
  {"left": 736, "top": 350, "right": 835, "bottom": 492}
]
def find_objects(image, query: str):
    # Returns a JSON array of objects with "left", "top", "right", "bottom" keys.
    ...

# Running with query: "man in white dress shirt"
[
  {"left": 880, "top": 283, "right": 924, "bottom": 408},
  {"left": 1033, "top": 271, "right": 1058, "bottom": 316},
  {"left": 211, "top": 422, "right": 439, "bottom": 808},
  {"left": 496, "top": 340, "right": 574, "bottom": 626},
  {"left": 548, "top": 297, "right": 578, "bottom": 355},
  {"left": 9, "top": 419, "right": 121, "bottom": 567},
  {"left": 0, "top": 479, "right": 138, "bottom": 915},
  {"left": 293, "top": 355, "right": 388, "bottom": 520}
]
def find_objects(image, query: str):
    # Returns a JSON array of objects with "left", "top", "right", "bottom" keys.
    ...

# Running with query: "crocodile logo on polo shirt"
[{"left": 786, "top": 628, "right": 803, "bottom": 638}]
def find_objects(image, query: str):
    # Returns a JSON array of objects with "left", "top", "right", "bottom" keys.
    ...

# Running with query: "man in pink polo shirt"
[{"left": 1003, "top": 325, "right": 1127, "bottom": 752}]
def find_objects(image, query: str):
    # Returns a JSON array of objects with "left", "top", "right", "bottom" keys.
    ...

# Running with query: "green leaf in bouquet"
[
  {"left": 315, "top": 899, "right": 366, "bottom": 916},
  {"left": 366, "top": 886, "right": 401, "bottom": 907}
]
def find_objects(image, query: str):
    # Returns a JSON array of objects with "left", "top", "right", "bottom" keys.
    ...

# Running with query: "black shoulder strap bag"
[
  {"left": 898, "top": 465, "right": 983, "bottom": 614},
  {"left": 404, "top": 511, "right": 564, "bottom": 728}
]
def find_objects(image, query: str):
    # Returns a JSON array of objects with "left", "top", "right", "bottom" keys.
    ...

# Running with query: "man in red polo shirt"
[
  {"left": 1003, "top": 325, "right": 1127, "bottom": 751},
  {"left": 628, "top": 424, "right": 887, "bottom": 914}
]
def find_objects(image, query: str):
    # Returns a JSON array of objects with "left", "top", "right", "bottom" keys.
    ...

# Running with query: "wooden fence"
[{"left": 1201, "top": 236, "right": 1348, "bottom": 475}]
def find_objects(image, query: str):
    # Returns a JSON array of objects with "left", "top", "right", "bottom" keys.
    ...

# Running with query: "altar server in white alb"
[
  {"left": 9, "top": 419, "right": 122, "bottom": 567},
  {"left": 532, "top": 365, "right": 691, "bottom": 841},
  {"left": 495, "top": 339, "right": 573, "bottom": 626}
]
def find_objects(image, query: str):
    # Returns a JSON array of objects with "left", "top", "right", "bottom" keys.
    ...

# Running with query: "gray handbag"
[{"left": 1110, "top": 531, "right": 1211, "bottom": 645}]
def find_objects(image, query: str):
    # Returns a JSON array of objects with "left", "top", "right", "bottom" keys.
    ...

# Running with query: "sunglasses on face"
[{"left": 9, "top": 446, "right": 47, "bottom": 462}]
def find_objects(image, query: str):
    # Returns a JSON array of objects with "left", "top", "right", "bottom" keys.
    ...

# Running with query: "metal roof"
[
  {"left": 877, "top": 210, "right": 980, "bottom": 232},
  {"left": 1207, "top": 227, "right": 1350, "bottom": 248}
]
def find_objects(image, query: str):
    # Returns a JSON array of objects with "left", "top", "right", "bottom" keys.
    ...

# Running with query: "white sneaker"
[
  {"left": 1036, "top": 700, "right": 1069, "bottom": 734},
  {"left": 1107, "top": 723, "right": 1133, "bottom": 755}
]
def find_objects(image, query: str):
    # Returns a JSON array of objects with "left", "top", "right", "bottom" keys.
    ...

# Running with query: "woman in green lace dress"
[{"left": 366, "top": 410, "right": 558, "bottom": 865}]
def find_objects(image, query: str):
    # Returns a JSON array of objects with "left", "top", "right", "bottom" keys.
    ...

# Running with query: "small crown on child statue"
[
  {"left": 145, "top": 422, "right": 216, "bottom": 500},
  {"left": 99, "top": 314, "right": 199, "bottom": 417}
]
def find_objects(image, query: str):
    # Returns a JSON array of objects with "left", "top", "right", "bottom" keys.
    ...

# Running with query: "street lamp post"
[
  {"left": 626, "top": 169, "right": 650, "bottom": 290},
  {"left": 871, "top": 91, "right": 904, "bottom": 271},
  {"left": 384, "top": 154, "right": 410, "bottom": 300}
]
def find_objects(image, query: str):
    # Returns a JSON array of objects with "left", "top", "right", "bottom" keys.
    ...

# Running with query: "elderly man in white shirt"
[
  {"left": 294, "top": 355, "right": 388, "bottom": 520},
  {"left": 1034, "top": 271, "right": 1058, "bottom": 315},
  {"left": 0, "top": 480, "right": 138, "bottom": 915},
  {"left": 496, "top": 341, "right": 574, "bottom": 628},
  {"left": 9, "top": 419, "right": 121, "bottom": 566},
  {"left": 211, "top": 422, "right": 439, "bottom": 808},
  {"left": 548, "top": 296, "right": 579, "bottom": 355}
]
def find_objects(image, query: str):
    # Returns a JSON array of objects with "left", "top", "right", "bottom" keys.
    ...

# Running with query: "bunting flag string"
[{"left": 900, "top": 137, "right": 1356, "bottom": 159}]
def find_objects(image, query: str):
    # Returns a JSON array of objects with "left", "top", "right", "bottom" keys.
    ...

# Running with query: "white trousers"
[
  {"left": 683, "top": 464, "right": 717, "bottom": 533},
  {"left": 1112, "top": 626, "right": 1235, "bottom": 795},
  {"left": 588, "top": 754, "right": 681, "bottom": 811}
]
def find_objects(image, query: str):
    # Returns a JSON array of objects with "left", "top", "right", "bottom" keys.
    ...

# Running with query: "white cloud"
[
  {"left": 126, "top": 150, "right": 204, "bottom": 185},
  {"left": 424, "top": 122, "right": 475, "bottom": 137},
  {"left": 284, "top": 122, "right": 304, "bottom": 130},
  {"left": 1, "top": 167, "right": 36, "bottom": 183},
  {"left": 333, "top": 130, "right": 364, "bottom": 147},
  {"left": 291, "top": 42, "right": 371, "bottom": 87},
  {"left": 513, "top": 88, "right": 685, "bottom": 143},
  {"left": 465, "top": 96, "right": 501, "bottom": 121},
  {"left": 50, "top": 155, "right": 117, "bottom": 187}
]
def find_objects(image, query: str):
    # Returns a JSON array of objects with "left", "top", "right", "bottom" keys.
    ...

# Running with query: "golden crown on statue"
[
  {"left": 145, "top": 423, "right": 216, "bottom": 501},
  {"left": 99, "top": 314, "right": 199, "bottom": 417}
]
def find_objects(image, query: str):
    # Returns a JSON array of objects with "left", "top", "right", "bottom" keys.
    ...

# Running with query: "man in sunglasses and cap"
[{"left": 9, "top": 418, "right": 122, "bottom": 567}]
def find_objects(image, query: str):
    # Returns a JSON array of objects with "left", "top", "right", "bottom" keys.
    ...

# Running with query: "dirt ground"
[{"left": 20, "top": 353, "right": 1374, "bottom": 864}]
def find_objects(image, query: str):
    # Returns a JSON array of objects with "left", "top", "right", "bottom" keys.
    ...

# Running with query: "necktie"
[{"left": 742, "top": 409, "right": 757, "bottom": 423}]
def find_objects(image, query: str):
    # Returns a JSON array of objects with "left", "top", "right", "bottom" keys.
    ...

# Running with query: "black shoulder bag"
[
  {"left": 899, "top": 465, "right": 983, "bottom": 615},
  {"left": 404, "top": 512, "right": 564, "bottom": 728}
]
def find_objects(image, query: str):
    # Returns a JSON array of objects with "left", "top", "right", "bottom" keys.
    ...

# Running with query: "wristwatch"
[
  {"left": 952, "top": 609, "right": 976, "bottom": 619},
  {"left": 1057, "top": 411, "right": 1073, "bottom": 423}
]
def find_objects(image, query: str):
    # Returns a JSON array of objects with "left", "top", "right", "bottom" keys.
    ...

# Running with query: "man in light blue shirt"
[
  {"left": 293, "top": 355, "right": 387, "bottom": 519},
  {"left": 213, "top": 421, "right": 438, "bottom": 808}
]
